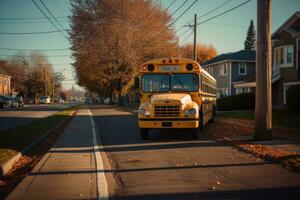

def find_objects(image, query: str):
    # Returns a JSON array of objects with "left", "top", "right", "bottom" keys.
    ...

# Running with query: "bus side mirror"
[{"left": 134, "top": 76, "right": 139, "bottom": 89}]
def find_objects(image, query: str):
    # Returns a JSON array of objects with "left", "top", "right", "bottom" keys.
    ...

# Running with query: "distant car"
[
  {"left": 85, "top": 98, "right": 92, "bottom": 104},
  {"left": 0, "top": 95, "right": 19, "bottom": 108},
  {"left": 40, "top": 96, "right": 51, "bottom": 104},
  {"left": 0, "top": 95, "right": 9, "bottom": 108},
  {"left": 16, "top": 96, "right": 24, "bottom": 107},
  {"left": 54, "top": 97, "right": 64, "bottom": 103},
  {"left": 10, "top": 97, "right": 19, "bottom": 108},
  {"left": 104, "top": 98, "right": 110, "bottom": 104}
]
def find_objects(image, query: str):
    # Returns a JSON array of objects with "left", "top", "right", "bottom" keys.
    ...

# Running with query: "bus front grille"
[{"left": 154, "top": 105, "right": 180, "bottom": 117}]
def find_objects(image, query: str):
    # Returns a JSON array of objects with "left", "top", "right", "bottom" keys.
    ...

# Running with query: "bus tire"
[
  {"left": 192, "top": 128, "right": 198, "bottom": 139},
  {"left": 199, "top": 107, "right": 204, "bottom": 129},
  {"left": 210, "top": 105, "right": 216, "bottom": 123},
  {"left": 140, "top": 128, "right": 149, "bottom": 140}
]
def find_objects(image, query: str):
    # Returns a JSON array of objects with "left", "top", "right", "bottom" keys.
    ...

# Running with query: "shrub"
[
  {"left": 286, "top": 85, "right": 300, "bottom": 112},
  {"left": 217, "top": 93, "right": 255, "bottom": 111}
]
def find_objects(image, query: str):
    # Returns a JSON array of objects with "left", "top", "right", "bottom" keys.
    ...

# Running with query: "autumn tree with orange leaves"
[
  {"left": 180, "top": 43, "right": 217, "bottom": 64},
  {"left": 70, "top": 0, "right": 181, "bottom": 102}
]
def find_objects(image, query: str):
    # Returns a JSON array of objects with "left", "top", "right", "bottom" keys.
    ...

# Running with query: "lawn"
[
  {"left": 217, "top": 110, "right": 300, "bottom": 130},
  {"left": 0, "top": 107, "right": 77, "bottom": 165}
]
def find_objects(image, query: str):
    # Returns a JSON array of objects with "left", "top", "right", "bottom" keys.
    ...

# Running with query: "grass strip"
[
  {"left": 0, "top": 106, "right": 77, "bottom": 165},
  {"left": 217, "top": 110, "right": 300, "bottom": 130}
]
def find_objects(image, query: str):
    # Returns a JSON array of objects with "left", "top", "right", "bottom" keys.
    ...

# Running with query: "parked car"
[
  {"left": 54, "top": 97, "right": 64, "bottom": 103},
  {"left": 0, "top": 95, "right": 19, "bottom": 108},
  {"left": 104, "top": 98, "right": 110, "bottom": 104},
  {"left": 85, "top": 98, "right": 92, "bottom": 104},
  {"left": 0, "top": 95, "right": 9, "bottom": 108},
  {"left": 16, "top": 96, "right": 24, "bottom": 107},
  {"left": 40, "top": 96, "right": 51, "bottom": 104}
]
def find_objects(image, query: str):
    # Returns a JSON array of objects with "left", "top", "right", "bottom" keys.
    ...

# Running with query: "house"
[
  {"left": 272, "top": 11, "right": 300, "bottom": 108},
  {"left": 0, "top": 67, "right": 11, "bottom": 96},
  {"left": 202, "top": 12, "right": 300, "bottom": 108},
  {"left": 201, "top": 50, "right": 256, "bottom": 98}
]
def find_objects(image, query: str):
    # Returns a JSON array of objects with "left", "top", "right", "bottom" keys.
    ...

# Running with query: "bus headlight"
[
  {"left": 139, "top": 109, "right": 145, "bottom": 115},
  {"left": 185, "top": 108, "right": 197, "bottom": 116},
  {"left": 139, "top": 109, "right": 150, "bottom": 116},
  {"left": 189, "top": 108, "right": 197, "bottom": 115}
]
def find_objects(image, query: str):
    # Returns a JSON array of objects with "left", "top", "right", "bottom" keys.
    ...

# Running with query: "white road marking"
[{"left": 88, "top": 108, "right": 109, "bottom": 200}]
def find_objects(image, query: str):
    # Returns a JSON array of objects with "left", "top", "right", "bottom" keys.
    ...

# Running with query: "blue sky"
[{"left": 0, "top": 0, "right": 299, "bottom": 90}]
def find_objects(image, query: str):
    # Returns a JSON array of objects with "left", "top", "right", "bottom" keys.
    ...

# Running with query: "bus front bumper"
[{"left": 138, "top": 118, "right": 199, "bottom": 128}]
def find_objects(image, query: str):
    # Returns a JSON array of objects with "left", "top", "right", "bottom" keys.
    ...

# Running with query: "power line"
[
  {"left": 39, "top": 0, "right": 69, "bottom": 34},
  {"left": 198, "top": 0, "right": 233, "bottom": 20},
  {"left": 147, "top": 0, "right": 199, "bottom": 42},
  {"left": 0, "top": 16, "right": 69, "bottom": 20},
  {"left": 165, "top": 0, "right": 177, "bottom": 11},
  {"left": 181, "top": 29, "right": 194, "bottom": 44},
  {"left": 148, "top": 0, "right": 177, "bottom": 23},
  {"left": 169, "top": 0, "right": 189, "bottom": 18},
  {"left": 177, "top": 27, "right": 192, "bottom": 39},
  {"left": 179, "top": 0, "right": 250, "bottom": 44},
  {"left": 0, "top": 30, "right": 68, "bottom": 35},
  {"left": 31, "top": 0, "right": 68, "bottom": 40},
  {"left": 0, "top": 53, "right": 71, "bottom": 58},
  {"left": 183, "top": 0, "right": 233, "bottom": 26},
  {"left": 0, "top": 47, "right": 70, "bottom": 51},
  {"left": 197, "top": 0, "right": 251, "bottom": 26},
  {"left": 0, "top": 19, "right": 69, "bottom": 24}
]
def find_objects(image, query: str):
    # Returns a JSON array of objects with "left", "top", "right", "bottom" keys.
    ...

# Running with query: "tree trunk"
[{"left": 254, "top": 0, "right": 272, "bottom": 140}]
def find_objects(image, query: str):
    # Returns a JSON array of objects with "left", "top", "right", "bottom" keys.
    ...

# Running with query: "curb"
[
  {"left": 88, "top": 108, "right": 109, "bottom": 200},
  {"left": 0, "top": 114, "right": 73, "bottom": 176}
]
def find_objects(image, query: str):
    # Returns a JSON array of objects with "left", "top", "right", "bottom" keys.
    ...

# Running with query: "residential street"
[
  {"left": 90, "top": 105, "right": 300, "bottom": 199},
  {"left": 0, "top": 103, "right": 76, "bottom": 132}
]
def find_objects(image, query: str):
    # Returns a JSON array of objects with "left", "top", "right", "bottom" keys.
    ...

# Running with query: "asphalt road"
[
  {"left": 91, "top": 105, "right": 300, "bottom": 200},
  {"left": 0, "top": 103, "right": 75, "bottom": 132}
]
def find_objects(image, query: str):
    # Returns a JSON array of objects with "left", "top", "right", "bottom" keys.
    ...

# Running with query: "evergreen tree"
[{"left": 244, "top": 19, "right": 256, "bottom": 50}]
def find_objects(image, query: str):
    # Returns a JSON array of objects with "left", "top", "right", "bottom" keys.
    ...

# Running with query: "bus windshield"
[{"left": 142, "top": 74, "right": 199, "bottom": 92}]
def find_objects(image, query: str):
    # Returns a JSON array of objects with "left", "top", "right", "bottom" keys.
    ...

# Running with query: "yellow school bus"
[{"left": 136, "top": 57, "right": 217, "bottom": 139}]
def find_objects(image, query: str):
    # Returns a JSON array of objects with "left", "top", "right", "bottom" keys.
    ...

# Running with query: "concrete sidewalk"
[{"left": 6, "top": 108, "right": 98, "bottom": 200}]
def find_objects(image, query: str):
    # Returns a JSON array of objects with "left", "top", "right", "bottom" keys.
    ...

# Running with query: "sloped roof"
[
  {"left": 272, "top": 11, "right": 300, "bottom": 39},
  {"left": 201, "top": 50, "right": 256, "bottom": 66}
]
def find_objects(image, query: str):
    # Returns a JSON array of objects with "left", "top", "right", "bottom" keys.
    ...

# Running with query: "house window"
[
  {"left": 274, "top": 45, "right": 293, "bottom": 67},
  {"left": 238, "top": 63, "right": 247, "bottom": 75},
  {"left": 287, "top": 45, "right": 293, "bottom": 64},
  {"left": 220, "top": 63, "right": 228, "bottom": 76}
]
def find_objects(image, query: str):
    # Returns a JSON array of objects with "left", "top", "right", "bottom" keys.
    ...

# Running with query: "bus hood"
[{"left": 150, "top": 93, "right": 192, "bottom": 105}]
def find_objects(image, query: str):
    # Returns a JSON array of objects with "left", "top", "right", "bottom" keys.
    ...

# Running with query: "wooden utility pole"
[
  {"left": 254, "top": 0, "right": 272, "bottom": 140},
  {"left": 44, "top": 66, "right": 47, "bottom": 98},
  {"left": 52, "top": 78, "right": 55, "bottom": 103},
  {"left": 193, "top": 14, "right": 197, "bottom": 61}
]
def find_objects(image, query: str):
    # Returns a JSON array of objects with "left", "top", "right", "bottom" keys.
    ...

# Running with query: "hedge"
[
  {"left": 286, "top": 85, "right": 300, "bottom": 112},
  {"left": 217, "top": 93, "right": 255, "bottom": 111}
]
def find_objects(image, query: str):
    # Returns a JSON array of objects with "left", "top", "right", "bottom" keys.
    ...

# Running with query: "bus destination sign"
[{"left": 160, "top": 65, "right": 179, "bottom": 72}]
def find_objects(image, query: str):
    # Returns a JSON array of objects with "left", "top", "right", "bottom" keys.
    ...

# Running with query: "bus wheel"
[
  {"left": 210, "top": 105, "right": 216, "bottom": 123},
  {"left": 199, "top": 108, "right": 204, "bottom": 129},
  {"left": 140, "top": 128, "right": 149, "bottom": 140},
  {"left": 192, "top": 128, "right": 198, "bottom": 139}
]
